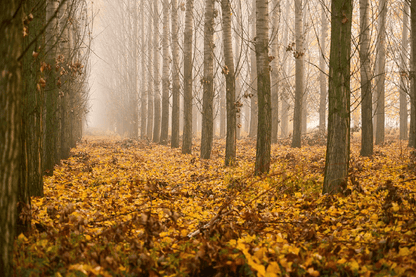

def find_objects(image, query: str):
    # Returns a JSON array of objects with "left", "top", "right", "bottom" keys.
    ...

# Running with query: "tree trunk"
[
  {"left": 200, "top": 0, "right": 215, "bottom": 159},
  {"left": 375, "top": 0, "right": 386, "bottom": 145},
  {"left": 182, "top": 0, "right": 194, "bottom": 154},
  {"left": 271, "top": 0, "right": 280, "bottom": 144},
  {"left": 171, "top": 0, "right": 180, "bottom": 148},
  {"left": 280, "top": 0, "right": 290, "bottom": 138},
  {"left": 147, "top": 3, "right": 154, "bottom": 140},
  {"left": 292, "top": 0, "right": 304, "bottom": 148},
  {"left": 153, "top": 1, "right": 161, "bottom": 143},
  {"left": 0, "top": 1, "right": 22, "bottom": 275},
  {"left": 222, "top": 0, "right": 236, "bottom": 165},
  {"left": 323, "top": 0, "right": 352, "bottom": 194},
  {"left": 141, "top": 0, "right": 147, "bottom": 139},
  {"left": 44, "top": 0, "right": 60, "bottom": 175},
  {"left": 132, "top": 0, "right": 139, "bottom": 139},
  {"left": 160, "top": 0, "right": 170, "bottom": 145},
  {"left": 359, "top": 0, "right": 373, "bottom": 156},
  {"left": 249, "top": 0, "right": 258, "bottom": 138},
  {"left": 410, "top": 0, "right": 416, "bottom": 148},
  {"left": 255, "top": 0, "right": 272, "bottom": 175},
  {"left": 319, "top": 1, "right": 328, "bottom": 132},
  {"left": 400, "top": 1, "right": 409, "bottom": 140}
]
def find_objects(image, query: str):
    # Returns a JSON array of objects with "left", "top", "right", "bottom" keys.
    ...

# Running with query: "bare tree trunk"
[
  {"left": 375, "top": 0, "right": 386, "bottom": 145},
  {"left": 222, "top": 0, "right": 236, "bottom": 165},
  {"left": 220, "top": 85, "right": 226, "bottom": 138},
  {"left": 44, "top": 0, "right": 60, "bottom": 174},
  {"left": 271, "top": 0, "right": 280, "bottom": 143},
  {"left": 171, "top": 0, "right": 180, "bottom": 148},
  {"left": 410, "top": 0, "right": 416, "bottom": 148},
  {"left": 400, "top": 1, "right": 409, "bottom": 140},
  {"left": 141, "top": 0, "right": 147, "bottom": 139},
  {"left": 147, "top": 3, "right": 154, "bottom": 140},
  {"left": 249, "top": 0, "right": 258, "bottom": 138},
  {"left": 359, "top": 0, "right": 373, "bottom": 156},
  {"left": 160, "top": 0, "right": 170, "bottom": 145},
  {"left": 235, "top": 0, "right": 243, "bottom": 140},
  {"left": 280, "top": 0, "right": 290, "bottom": 138},
  {"left": 182, "top": 0, "right": 194, "bottom": 154},
  {"left": 153, "top": 1, "right": 161, "bottom": 143},
  {"left": 0, "top": 1, "right": 22, "bottom": 274},
  {"left": 292, "top": 0, "right": 304, "bottom": 148},
  {"left": 255, "top": 0, "right": 272, "bottom": 175},
  {"left": 323, "top": 0, "right": 352, "bottom": 194},
  {"left": 200, "top": 0, "right": 215, "bottom": 159},
  {"left": 319, "top": 0, "right": 328, "bottom": 132}
]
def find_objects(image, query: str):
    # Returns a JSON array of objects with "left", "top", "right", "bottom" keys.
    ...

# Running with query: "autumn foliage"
[{"left": 14, "top": 136, "right": 416, "bottom": 276}]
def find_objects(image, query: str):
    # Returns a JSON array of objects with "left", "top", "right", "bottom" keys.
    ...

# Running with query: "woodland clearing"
[{"left": 13, "top": 135, "right": 416, "bottom": 276}]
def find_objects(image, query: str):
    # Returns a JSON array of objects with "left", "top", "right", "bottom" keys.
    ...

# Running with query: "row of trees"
[
  {"left": 0, "top": 0, "right": 91, "bottom": 275},
  {"left": 96, "top": 0, "right": 416, "bottom": 159}
]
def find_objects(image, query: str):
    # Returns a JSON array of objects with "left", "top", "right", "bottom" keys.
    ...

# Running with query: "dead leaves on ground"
[{"left": 14, "top": 137, "right": 416, "bottom": 276}]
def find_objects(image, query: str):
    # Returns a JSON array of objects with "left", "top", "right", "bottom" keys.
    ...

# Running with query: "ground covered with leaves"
[{"left": 14, "top": 135, "right": 416, "bottom": 276}]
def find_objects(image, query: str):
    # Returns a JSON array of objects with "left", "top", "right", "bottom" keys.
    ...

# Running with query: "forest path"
[{"left": 13, "top": 136, "right": 416, "bottom": 276}]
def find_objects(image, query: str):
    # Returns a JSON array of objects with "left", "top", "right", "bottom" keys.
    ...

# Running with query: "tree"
[
  {"left": 147, "top": 3, "right": 154, "bottom": 140},
  {"left": 271, "top": 0, "right": 280, "bottom": 144},
  {"left": 255, "top": 0, "right": 272, "bottom": 175},
  {"left": 410, "top": 0, "right": 416, "bottom": 148},
  {"left": 319, "top": 0, "right": 328, "bottom": 132},
  {"left": 400, "top": 1, "right": 409, "bottom": 140},
  {"left": 171, "top": 0, "right": 180, "bottom": 148},
  {"left": 200, "top": 0, "right": 215, "bottom": 159},
  {"left": 141, "top": 0, "right": 147, "bottom": 139},
  {"left": 292, "top": 0, "right": 305, "bottom": 148},
  {"left": 182, "top": 0, "right": 194, "bottom": 154},
  {"left": 0, "top": 1, "right": 22, "bottom": 275},
  {"left": 222, "top": 0, "right": 236, "bottom": 165},
  {"left": 323, "top": 0, "right": 352, "bottom": 194},
  {"left": 374, "top": 0, "right": 387, "bottom": 145},
  {"left": 160, "top": 0, "right": 170, "bottom": 145},
  {"left": 359, "top": 0, "right": 373, "bottom": 156},
  {"left": 249, "top": 0, "right": 258, "bottom": 138},
  {"left": 153, "top": 0, "right": 161, "bottom": 143}
]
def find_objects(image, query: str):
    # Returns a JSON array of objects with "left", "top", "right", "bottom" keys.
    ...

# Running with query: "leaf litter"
[{"left": 14, "top": 136, "right": 416, "bottom": 276}]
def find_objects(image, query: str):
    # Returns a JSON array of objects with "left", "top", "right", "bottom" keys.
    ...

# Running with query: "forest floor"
[{"left": 13, "top": 134, "right": 416, "bottom": 276}]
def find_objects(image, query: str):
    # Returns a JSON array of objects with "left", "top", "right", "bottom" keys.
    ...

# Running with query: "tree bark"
[
  {"left": 147, "top": 3, "right": 154, "bottom": 140},
  {"left": 171, "top": 0, "right": 180, "bottom": 148},
  {"left": 141, "top": 0, "right": 147, "bottom": 139},
  {"left": 249, "top": 0, "right": 258, "bottom": 138},
  {"left": 271, "top": 0, "right": 280, "bottom": 144},
  {"left": 375, "top": 0, "right": 386, "bottom": 145},
  {"left": 359, "top": 0, "right": 373, "bottom": 156},
  {"left": 400, "top": 1, "right": 409, "bottom": 140},
  {"left": 323, "top": 0, "right": 352, "bottom": 194},
  {"left": 200, "top": 0, "right": 215, "bottom": 159},
  {"left": 292, "top": 0, "right": 304, "bottom": 148},
  {"left": 319, "top": 1, "right": 328, "bottom": 133},
  {"left": 153, "top": 1, "right": 161, "bottom": 143},
  {"left": 410, "top": 0, "right": 416, "bottom": 148},
  {"left": 222, "top": 0, "right": 236, "bottom": 165},
  {"left": 160, "top": 0, "right": 170, "bottom": 145},
  {"left": 280, "top": 0, "right": 290, "bottom": 138},
  {"left": 0, "top": 1, "right": 22, "bottom": 275},
  {"left": 182, "top": 0, "right": 194, "bottom": 154},
  {"left": 255, "top": 0, "right": 272, "bottom": 175}
]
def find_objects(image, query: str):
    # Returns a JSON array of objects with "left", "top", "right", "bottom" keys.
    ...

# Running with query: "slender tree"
[
  {"left": 249, "top": 0, "right": 258, "bottom": 138},
  {"left": 0, "top": 1, "right": 22, "bottom": 274},
  {"left": 160, "top": 0, "right": 170, "bottom": 145},
  {"left": 171, "top": 0, "right": 180, "bottom": 148},
  {"left": 400, "top": 1, "right": 409, "bottom": 140},
  {"left": 292, "top": 0, "right": 304, "bottom": 148},
  {"left": 200, "top": 0, "right": 215, "bottom": 159},
  {"left": 271, "top": 0, "right": 280, "bottom": 143},
  {"left": 323, "top": 0, "right": 352, "bottom": 194},
  {"left": 147, "top": 3, "right": 154, "bottom": 140},
  {"left": 359, "top": 0, "right": 373, "bottom": 156},
  {"left": 140, "top": 0, "right": 147, "bottom": 139},
  {"left": 375, "top": 0, "right": 387, "bottom": 145},
  {"left": 153, "top": 0, "right": 161, "bottom": 143},
  {"left": 255, "top": 0, "right": 272, "bottom": 175},
  {"left": 319, "top": 0, "right": 328, "bottom": 132},
  {"left": 410, "top": 0, "right": 416, "bottom": 148},
  {"left": 222, "top": 0, "right": 236, "bottom": 165},
  {"left": 182, "top": 0, "right": 194, "bottom": 154}
]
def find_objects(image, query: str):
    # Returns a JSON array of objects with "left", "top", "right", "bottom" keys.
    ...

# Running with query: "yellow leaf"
[
  {"left": 18, "top": 233, "right": 28, "bottom": 242},
  {"left": 399, "top": 247, "right": 410, "bottom": 256},
  {"left": 350, "top": 260, "right": 359, "bottom": 271},
  {"left": 266, "top": 262, "right": 281, "bottom": 275},
  {"left": 392, "top": 202, "right": 400, "bottom": 212},
  {"left": 307, "top": 267, "right": 320, "bottom": 277},
  {"left": 337, "top": 258, "right": 347, "bottom": 264}
]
